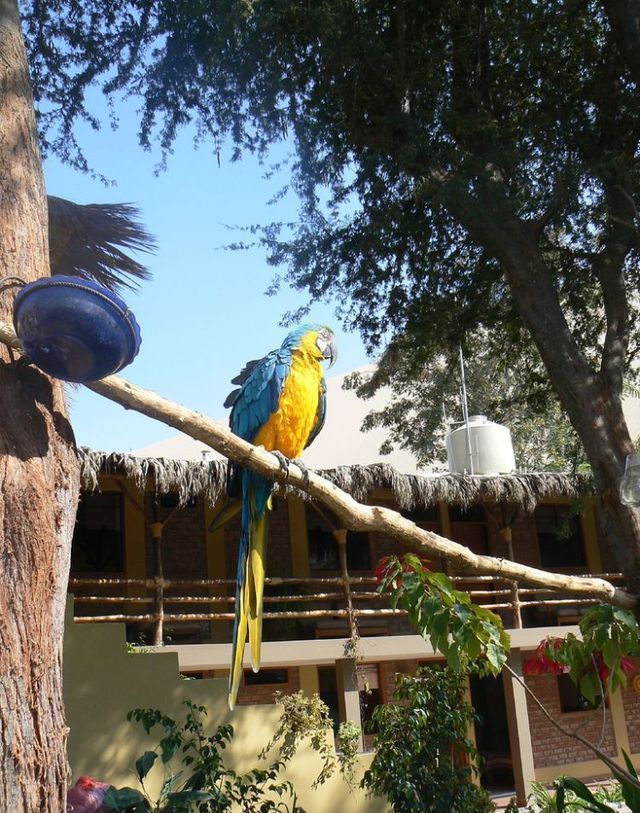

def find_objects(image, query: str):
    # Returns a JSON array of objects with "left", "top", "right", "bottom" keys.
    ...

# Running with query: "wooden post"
[
  {"left": 501, "top": 527, "right": 523, "bottom": 629},
  {"left": 150, "top": 520, "right": 164, "bottom": 646},
  {"left": 334, "top": 529, "right": 357, "bottom": 641}
]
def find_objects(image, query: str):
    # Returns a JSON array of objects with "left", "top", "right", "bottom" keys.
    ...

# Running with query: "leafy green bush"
[
  {"left": 103, "top": 701, "right": 305, "bottom": 813},
  {"left": 258, "top": 690, "right": 360, "bottom": 787},
  {"left": 336, "top": 721, "right": 361, "bottom": 787},
  {"left": 555, "top": 751, "right": 640, "bottom": 812},
  {"left": 361, "top": 666, "right": 495, "bottom": 813}
]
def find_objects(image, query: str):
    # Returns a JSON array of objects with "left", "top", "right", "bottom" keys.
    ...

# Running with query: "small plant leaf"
[
  {"left": 103, "top": 785, "right": 148, "bottom": 812},
  {"left": 135, "top": 750, "right": 158, "bottom": 782}
]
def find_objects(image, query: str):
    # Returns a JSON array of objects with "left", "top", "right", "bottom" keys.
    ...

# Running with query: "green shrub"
[
  {"left": 103, "top": 701, "right": 305, "bottom": 813},
  {"left": 361, "top": 666, "right": 495, "bottom": 813}
]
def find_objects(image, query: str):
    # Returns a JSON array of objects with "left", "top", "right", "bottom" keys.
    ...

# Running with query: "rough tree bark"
[
  {"left": 435, "top": 183, "right": 640, "bottom": 597},
  {"left": 0, "top": 1, "right": 80, "bottom": 811}
]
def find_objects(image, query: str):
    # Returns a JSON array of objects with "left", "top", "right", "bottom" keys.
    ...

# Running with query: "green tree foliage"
[
  {"left": 361, "top": 666, "right": 494, "bottom": 813},
  {"left": 346, "top": 335, "right": 588, "bottom": 471},
  {"left": 19, "top": 0, "right": 640, "bottom": 585},
  {"left": 20, "top": 1, "right": 640, "bottom": 353}
]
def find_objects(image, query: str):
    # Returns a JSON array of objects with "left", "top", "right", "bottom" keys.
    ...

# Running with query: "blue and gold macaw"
[{"left": 222, "top": 325, "right": 337, "bottom": 709}]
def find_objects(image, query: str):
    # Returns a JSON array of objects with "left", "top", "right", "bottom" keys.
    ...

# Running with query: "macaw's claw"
[
  {"left": 292, "top": 458, "right": 311, "bottom": 488},
  {"left": 271, "top": 450, "right": 291, "bottom": 476}
]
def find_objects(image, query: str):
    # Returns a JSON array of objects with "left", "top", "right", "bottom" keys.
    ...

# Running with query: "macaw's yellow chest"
[{"left": 253, "top": 352, "right": 322, "bottom": 458}]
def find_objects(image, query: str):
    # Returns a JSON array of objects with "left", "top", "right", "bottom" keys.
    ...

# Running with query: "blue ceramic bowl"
[{"left": 13, "top": 276, "right": 142, "bottom": 382}]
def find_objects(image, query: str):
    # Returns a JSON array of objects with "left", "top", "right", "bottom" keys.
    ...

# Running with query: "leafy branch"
[{"left": 375, "top": 554, "right": 510, "bottom": 675}]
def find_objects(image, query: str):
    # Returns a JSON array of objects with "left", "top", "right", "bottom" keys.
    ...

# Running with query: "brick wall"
[
  {"left": 223, "top": 497, "right": 292, "bottom": 578},
  {"left": 235, "top": 667, "right": 300, "bottom": 706},
  {"left": 144, "top": 496, "right": 207, "bottom": 580},
  {"left": 484, "top": 510, "right": 542, "bottom": 568},
  {"left": 378, "top": 659, "right": 421, "bottom": 703},
  {"left": 525, "top": 674, "right": 617, "bottom": 767}
]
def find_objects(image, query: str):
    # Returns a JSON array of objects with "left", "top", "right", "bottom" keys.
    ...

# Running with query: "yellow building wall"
[{"left": 63, "top": 600, "right": 386, "bottom": 812}]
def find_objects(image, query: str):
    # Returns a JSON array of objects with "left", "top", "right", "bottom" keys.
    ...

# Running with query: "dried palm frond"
[
  {"left": 48, "top": 196, "right": 156, "bottom": 291},
  {"left": 78, "top": 448, "right": 591, "bottom": 513}
]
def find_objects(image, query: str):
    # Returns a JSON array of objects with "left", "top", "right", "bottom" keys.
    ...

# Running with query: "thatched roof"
[
  {"left": 78, "top": 448, "right": 591, "bottom": 513},
  {"left": 48, "top": 196, "right": 156, "bottom": 292}
]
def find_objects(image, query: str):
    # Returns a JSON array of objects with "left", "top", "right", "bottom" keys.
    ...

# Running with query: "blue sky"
[{"left": 43, "top": 101, "right": 370, "bottom": 453}]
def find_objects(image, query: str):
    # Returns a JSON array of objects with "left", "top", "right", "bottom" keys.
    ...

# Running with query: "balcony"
[{"left": 68, "top": 570, "right": 625, "bottom": 648}]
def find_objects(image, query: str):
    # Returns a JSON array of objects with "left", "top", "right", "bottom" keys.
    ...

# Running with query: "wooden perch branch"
[{"left": 0, "top": 318, "right": 635, "bottom": 609}]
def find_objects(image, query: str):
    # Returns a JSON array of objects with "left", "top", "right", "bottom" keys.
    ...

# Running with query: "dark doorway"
[
  {"left": 318, "top": 666, "right": 340, "bottom": 734},
  {"left": 469, "top": 674, "right": 515, "bottom": 793}
]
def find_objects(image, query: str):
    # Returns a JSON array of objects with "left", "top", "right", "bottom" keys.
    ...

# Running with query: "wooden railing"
[{"left": 68, "top": 571, "right": 626, "bottom": 646}]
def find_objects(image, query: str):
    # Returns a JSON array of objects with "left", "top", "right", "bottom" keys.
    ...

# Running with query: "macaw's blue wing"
[{"left": 225, "top": 348, "right": 291, "bottom": 497}]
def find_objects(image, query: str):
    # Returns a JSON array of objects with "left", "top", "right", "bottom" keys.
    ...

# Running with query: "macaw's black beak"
[{"left": 323, "top": 333, "right": 338, "bottom": 368}]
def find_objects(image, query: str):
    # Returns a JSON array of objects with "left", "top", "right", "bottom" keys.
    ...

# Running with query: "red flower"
[
  {"left": 592, "top": 653, "right": 635, "bottom": 684},
  {"left": 523, "top": 638, "right": 566, "bottom": 676},
  {"left": 593, "top": 652, "right": 610, "bottom": 683},
  {"left": 374, "top": 556, "right": 393, "bottom": 584},
  {"left": 374, "top": 556, "right": 431, "bottom": 588},
  {"left": 621, "top": 656, "right": 635, "bottom": 676}
]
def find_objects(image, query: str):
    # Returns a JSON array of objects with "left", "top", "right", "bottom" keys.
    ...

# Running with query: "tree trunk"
[
  {"left": 503, "top": 242, "right": 640, "bottom": 594},
  {"left": 574, "top": 387, "right": 640, "bottom": 595},
  {"left": 0, "top": 1, "right": 80, "bottom": 810}
]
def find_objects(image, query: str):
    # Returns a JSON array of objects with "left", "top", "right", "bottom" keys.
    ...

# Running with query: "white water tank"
[{"left": 446, "top": 415, "right": 516, "bottom": 475}]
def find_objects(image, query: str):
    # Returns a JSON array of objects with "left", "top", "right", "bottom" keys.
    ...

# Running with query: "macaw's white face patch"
[{"left": 315, "top": 327, "right": 337, "bottom": 367}]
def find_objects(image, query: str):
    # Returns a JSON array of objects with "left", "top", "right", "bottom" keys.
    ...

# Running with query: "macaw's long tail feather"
[
  {"left": 228, "top": 528, "right": 250, "bottom": 710},
  {"left": 248, "top": 510, "right": 268, "bottom": 672},
  {"left": 228, "top": 478, "right": 271, "bottom": 710},
  {"left": 208, "top": 499, "right": 241, "bottom": 533}
]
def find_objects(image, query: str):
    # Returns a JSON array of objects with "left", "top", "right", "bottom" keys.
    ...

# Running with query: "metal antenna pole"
[{"left": 459, "top": 346, "right": 474, "bottom": 475}]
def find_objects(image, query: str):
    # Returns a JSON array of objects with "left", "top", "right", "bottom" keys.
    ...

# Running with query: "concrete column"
[
  {"left": 609, "top": 687, "right": 631, "bottom": 759},
  {"left": 116, "top": 478, "right": 147, "bottom": 615},
  {"left": 336, "top": 657, "right": 363, "bottom": 750},
  {"left": 581, "top": 498, "right": 603, "bottom": 573},
  {"left": 438, "top": 501, "right": 452, "bottom": 574},
  {"left": 299, "top": 664, "right": 320, "bottom": 697},
  {"left": 288, "top": 497, "right": 310, "bottom": 577},
  {"left": 463, "top": 677, "right": 481, "bottom": 786},
  {"left": 502, "top": 650, "right": 536, "bottom": 805}
]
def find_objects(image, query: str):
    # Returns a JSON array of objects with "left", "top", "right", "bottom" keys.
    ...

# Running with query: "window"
[
  {"left": 358, "top": 664, "right": 382, "bottom": 731},
  {"left": 557, "top": 674, "right": 601, "bottom": 713},
  {"left": 318, "top": 666, "right": 340, "bottom": 733},
  {"left": 401, "top": 505, "right": 439, "bottom": 525},
  {"left": 536, "top": 505, "right": 586, "bottom": 569},
  {"left": 244, "top": 668, "right": 289, "bottom": 686},
  {"left": 449, "top": 505, "right": 488, "bottom": 555},
  {"left": 71, "top": 492, "right": 124, "bottom": 573},
  {"left": 449, "top": 505, "right": 487, "bottom": 523},
  {"left": 159, "top": 494, "right": 197, "bottom": 509},
  {"left": 307, "top": 510, "right": 371, "bottom": 571}
]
